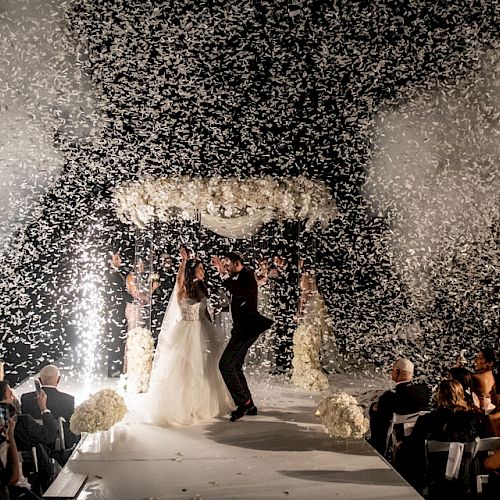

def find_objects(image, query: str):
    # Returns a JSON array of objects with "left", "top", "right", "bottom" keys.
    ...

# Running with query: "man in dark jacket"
[
  {"left": 21, "top": 364, "right": 78, "bottom": 449},
  {"left": 212, "top": 252, "right": 273, "bottom": 421},
  {"left": 369, "top": 358, "right": 430, "bottom": 455}
]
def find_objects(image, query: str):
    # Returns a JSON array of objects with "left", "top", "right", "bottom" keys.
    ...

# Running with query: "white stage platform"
[{"left": 16, "top": 371, "right": 421, "bottom": 500}]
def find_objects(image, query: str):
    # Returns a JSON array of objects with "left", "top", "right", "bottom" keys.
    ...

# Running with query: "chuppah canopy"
[{"left": 113, "top": 175, "right": 338, "bottom": 239}]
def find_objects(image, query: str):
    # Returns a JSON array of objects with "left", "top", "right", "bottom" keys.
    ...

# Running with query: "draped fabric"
[{"left": 199, "top": 209, "right": 273, "bottom": 239}]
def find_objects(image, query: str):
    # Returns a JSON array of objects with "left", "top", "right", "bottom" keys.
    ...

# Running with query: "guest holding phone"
[
  {"left": 21, "top": 365, "right": 78, "bottom": 449},
  {"left": 1, "top": 381, "right": 57, "bottom": 493},
  {"left": 0, "top": 395, "right": 41, "bottom": 498}
]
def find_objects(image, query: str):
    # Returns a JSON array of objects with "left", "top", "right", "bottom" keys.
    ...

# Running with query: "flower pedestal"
[{"left": 123, "top": 326, "right": 154, "bottom": 393}]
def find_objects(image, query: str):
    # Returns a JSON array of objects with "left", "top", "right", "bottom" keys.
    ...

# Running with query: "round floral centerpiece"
[
  {"left": 315, "top": 392, "right": 369, "bottom": 439},
  {"left": 122, "top": 326, "right": 154, "bottom": 393},
  {"left": 70, "top": 389, "right": 127, "bottom": 434}
]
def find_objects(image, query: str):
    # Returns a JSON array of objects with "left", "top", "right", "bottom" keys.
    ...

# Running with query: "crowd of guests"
[
  {"left": 0, "top": 364, "right": 78, "bottom": 499},
  {"left": 369, "top": 347, "right": 499, "bottom": 497}
]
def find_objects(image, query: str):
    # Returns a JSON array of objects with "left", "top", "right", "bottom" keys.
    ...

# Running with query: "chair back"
[
  {"left": 19, "top": 446, "right": 42, "bottom": 496},
  {"left": 54, "top": 416, "right": 66, "bottom": 451},
  {"left": 424, "top": 439, "right": 477, "bottom": 497},
  {"left": 385, "top": 410, "right": 428, "bottom": 459},
  {"left": 471, "top": 436, "right": 500, "bottom": 494},
  {"left": 474, "top": 436, "right": 500, "bottom": 453}
]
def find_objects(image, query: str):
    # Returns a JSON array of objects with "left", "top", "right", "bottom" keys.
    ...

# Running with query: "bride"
[{"left": 144, "top": 247, "right": 233, "bottom": 426}]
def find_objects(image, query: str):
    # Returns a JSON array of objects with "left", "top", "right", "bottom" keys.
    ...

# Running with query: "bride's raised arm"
[{"left": 176, "top": 246, "right": 189, "bottom": 302}]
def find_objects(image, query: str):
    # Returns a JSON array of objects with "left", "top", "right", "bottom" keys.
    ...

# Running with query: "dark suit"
[
  {"left": 105, "top": 266, "right": 132, "bottom": 375},
  {"left": 369, "top": 380, "right": 430, "bottom": 455},
  {"left": 219, "top": 267, "right": 273, "bottom": 407},
  {"left": 269, "top": 263, "right": 298, "bottom": 371},
  {"left": 151, "top": 269, "right": 176, "bottom": 342},
  {"left": 21, "top": 387, "right": 79, "bottom": 448}
]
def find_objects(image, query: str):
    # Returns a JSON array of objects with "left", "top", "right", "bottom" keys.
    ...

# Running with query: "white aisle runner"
[{"left": 16, "top": 371, "right": 419, "bottom": 499}]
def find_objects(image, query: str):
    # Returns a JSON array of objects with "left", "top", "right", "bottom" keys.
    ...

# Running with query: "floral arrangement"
[
  {"left": 315, "top": 392, "right": 369, "bottom": 439},
  {"left": 291, "top": 321, "right": 329, "bottom": 391},
  {"left": 122, "top": 326, "right": 155, "bottom": 393},
  {"left": 69, "top": 389, "right": 127, "bottom": 434},
  {"left": 114, "top": 175, "right": 337, "bottom": 230}
]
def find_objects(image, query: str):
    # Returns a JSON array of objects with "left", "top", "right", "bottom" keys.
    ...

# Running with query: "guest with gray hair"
[
  {"left": 21, "top": 365, "right": 78, "bottom": 448},
  {"left": 369, "top": 358, "right": 430, "bottom": 455}
]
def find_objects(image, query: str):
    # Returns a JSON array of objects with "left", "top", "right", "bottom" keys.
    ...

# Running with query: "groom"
[{"left": 212, "top": 252, "right": 273, "bottom": 421}]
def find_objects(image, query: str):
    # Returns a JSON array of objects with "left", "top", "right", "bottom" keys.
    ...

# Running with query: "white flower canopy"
[{"left": 114, "top": 175, "right": 338, "bottom": 238}]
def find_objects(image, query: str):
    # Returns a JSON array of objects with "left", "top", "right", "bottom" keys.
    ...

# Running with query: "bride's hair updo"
[{"left": 184, "top": 259, "right": 208, "bottom": 302}]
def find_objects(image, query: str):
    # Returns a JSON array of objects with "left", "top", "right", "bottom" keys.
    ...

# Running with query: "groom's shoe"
[{"left": 230, "top": 401, "right": 258, "bottom": 422}]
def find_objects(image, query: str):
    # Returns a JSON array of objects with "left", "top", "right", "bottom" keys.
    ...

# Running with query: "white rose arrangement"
[
  {"left": 123, "top": 326, "right": 155, "bottom": 393},
  {"left": 291, "top": 321, "right": 329, "bottom": 391},
  {"left": 316, "top": 392, "right": 369, "bottom": 440},
  {"left": 69, "top": 389, "right": 127, "bottom": 434},
  {"left": 114, "top": 175, "right": 337, "bottom": 230}
]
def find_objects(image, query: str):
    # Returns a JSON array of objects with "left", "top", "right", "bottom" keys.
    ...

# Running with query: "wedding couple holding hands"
[{"left": 143, "top": 247, "right": 273, "bottom": 425}]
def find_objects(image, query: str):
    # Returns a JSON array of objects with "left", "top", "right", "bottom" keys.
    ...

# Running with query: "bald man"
[
  {"left": 21, "top": 364, "right": 78, "bottom": 448},
  {"left": 369, "top": 358, "right": 430, "bottom": 456}
]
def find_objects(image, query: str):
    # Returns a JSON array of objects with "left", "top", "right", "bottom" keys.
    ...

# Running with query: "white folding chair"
[
  {"left": 424, "top": 440, "right": 477, "bottom": 497},
  {"left": 385, "top": 410, "right": 429, "bottom": 460},
  {"left": 473, "top": 436, "right": 500, "bottom": 494}
]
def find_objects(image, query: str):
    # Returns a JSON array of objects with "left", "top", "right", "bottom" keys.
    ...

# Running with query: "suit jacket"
[
  {"left": 21, "top": 387, "right": 78, "bottom": 447},
  {"left": 370, "top": 381, "right": 430, "bottom": 454},
  {"left": 107, "top": 267, "right": 132, "bottom": 308},
  {"left": 222, "top": 267, "right": 273, "bottom": 337}
]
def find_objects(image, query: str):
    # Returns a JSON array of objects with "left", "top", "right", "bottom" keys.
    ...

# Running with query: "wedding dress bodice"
[{"left": 179, "top": 297, "right": 207, "bottom": 321}]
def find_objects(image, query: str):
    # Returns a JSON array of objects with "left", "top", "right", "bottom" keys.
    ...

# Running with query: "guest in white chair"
[
  {"left": 21, "top": 365, "right": 78, "bottom": 449},
  {"left": 369, "top": 358, "right": 430, "bottom": 455}
]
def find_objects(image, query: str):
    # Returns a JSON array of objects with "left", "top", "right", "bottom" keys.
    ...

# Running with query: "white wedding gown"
[{"left": 144, "top": 295, "right": 234, "bottom": 426}]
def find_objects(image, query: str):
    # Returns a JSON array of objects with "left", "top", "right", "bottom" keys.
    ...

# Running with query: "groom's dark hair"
[{"left": 225, "top": 251, "right": 244, "bottom": 264}]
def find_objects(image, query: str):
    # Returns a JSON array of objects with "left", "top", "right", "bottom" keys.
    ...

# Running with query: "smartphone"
[
  {"left": 0, "top": 402, "right": 9, "bottom": 428},
  {"left": 34, "top": 380, "right": 42, "bottom": 396}
]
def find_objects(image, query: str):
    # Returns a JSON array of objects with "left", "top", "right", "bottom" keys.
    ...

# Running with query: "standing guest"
[
  {"left": 268, "top": 255, "right": 297, "bottom": 374},
  {"left": 150, "top": 253, "right": 176, "bottom": 342},
  {"left": 472, "top": 347, "right": 497, "bottom": 412},
  {"left": 212, "top": 252, "right": 273, "bottom": 421},
  {"left": 369, "top": 358, "right": 430, "bottom": 455},
  {"left": 247, "top": 257, "right": 275, "bottom": 366},
  {"left": 125, "top": 258, "right": 160, "bottom": 331},
  {"left": 21, "top": 365, "right": 78, "bottom": 448},
  {"left": 105, "top": 250, "right": 131, "bottom": 377}
]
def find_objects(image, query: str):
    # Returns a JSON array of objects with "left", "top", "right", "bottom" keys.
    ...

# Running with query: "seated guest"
[
  {"left": 485, "top": 449, "right": 500, "bottom": 471},
  {"left": 447, "top": 367, "right": 478, "bottom": 409},
  {"left": 369, "top": 358, "right": 430, "bottom": 455},
  {"left": 0, "top": 407, "right": 41, "bottom": 499},
  {"left": 489, "top": 410, "right": 500, "bottom": 436},
  {"left": 397, "top": 379, "right": 494, "bottom": 493},
  {"left": 471, "top": 347, "right": 497, "bottom": 412},
  {"left": 21, "top": 365, "right": 78, "bottom": 448},
  {"left": 1, "top": 381, "right": 57, "bottom": 493}
]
